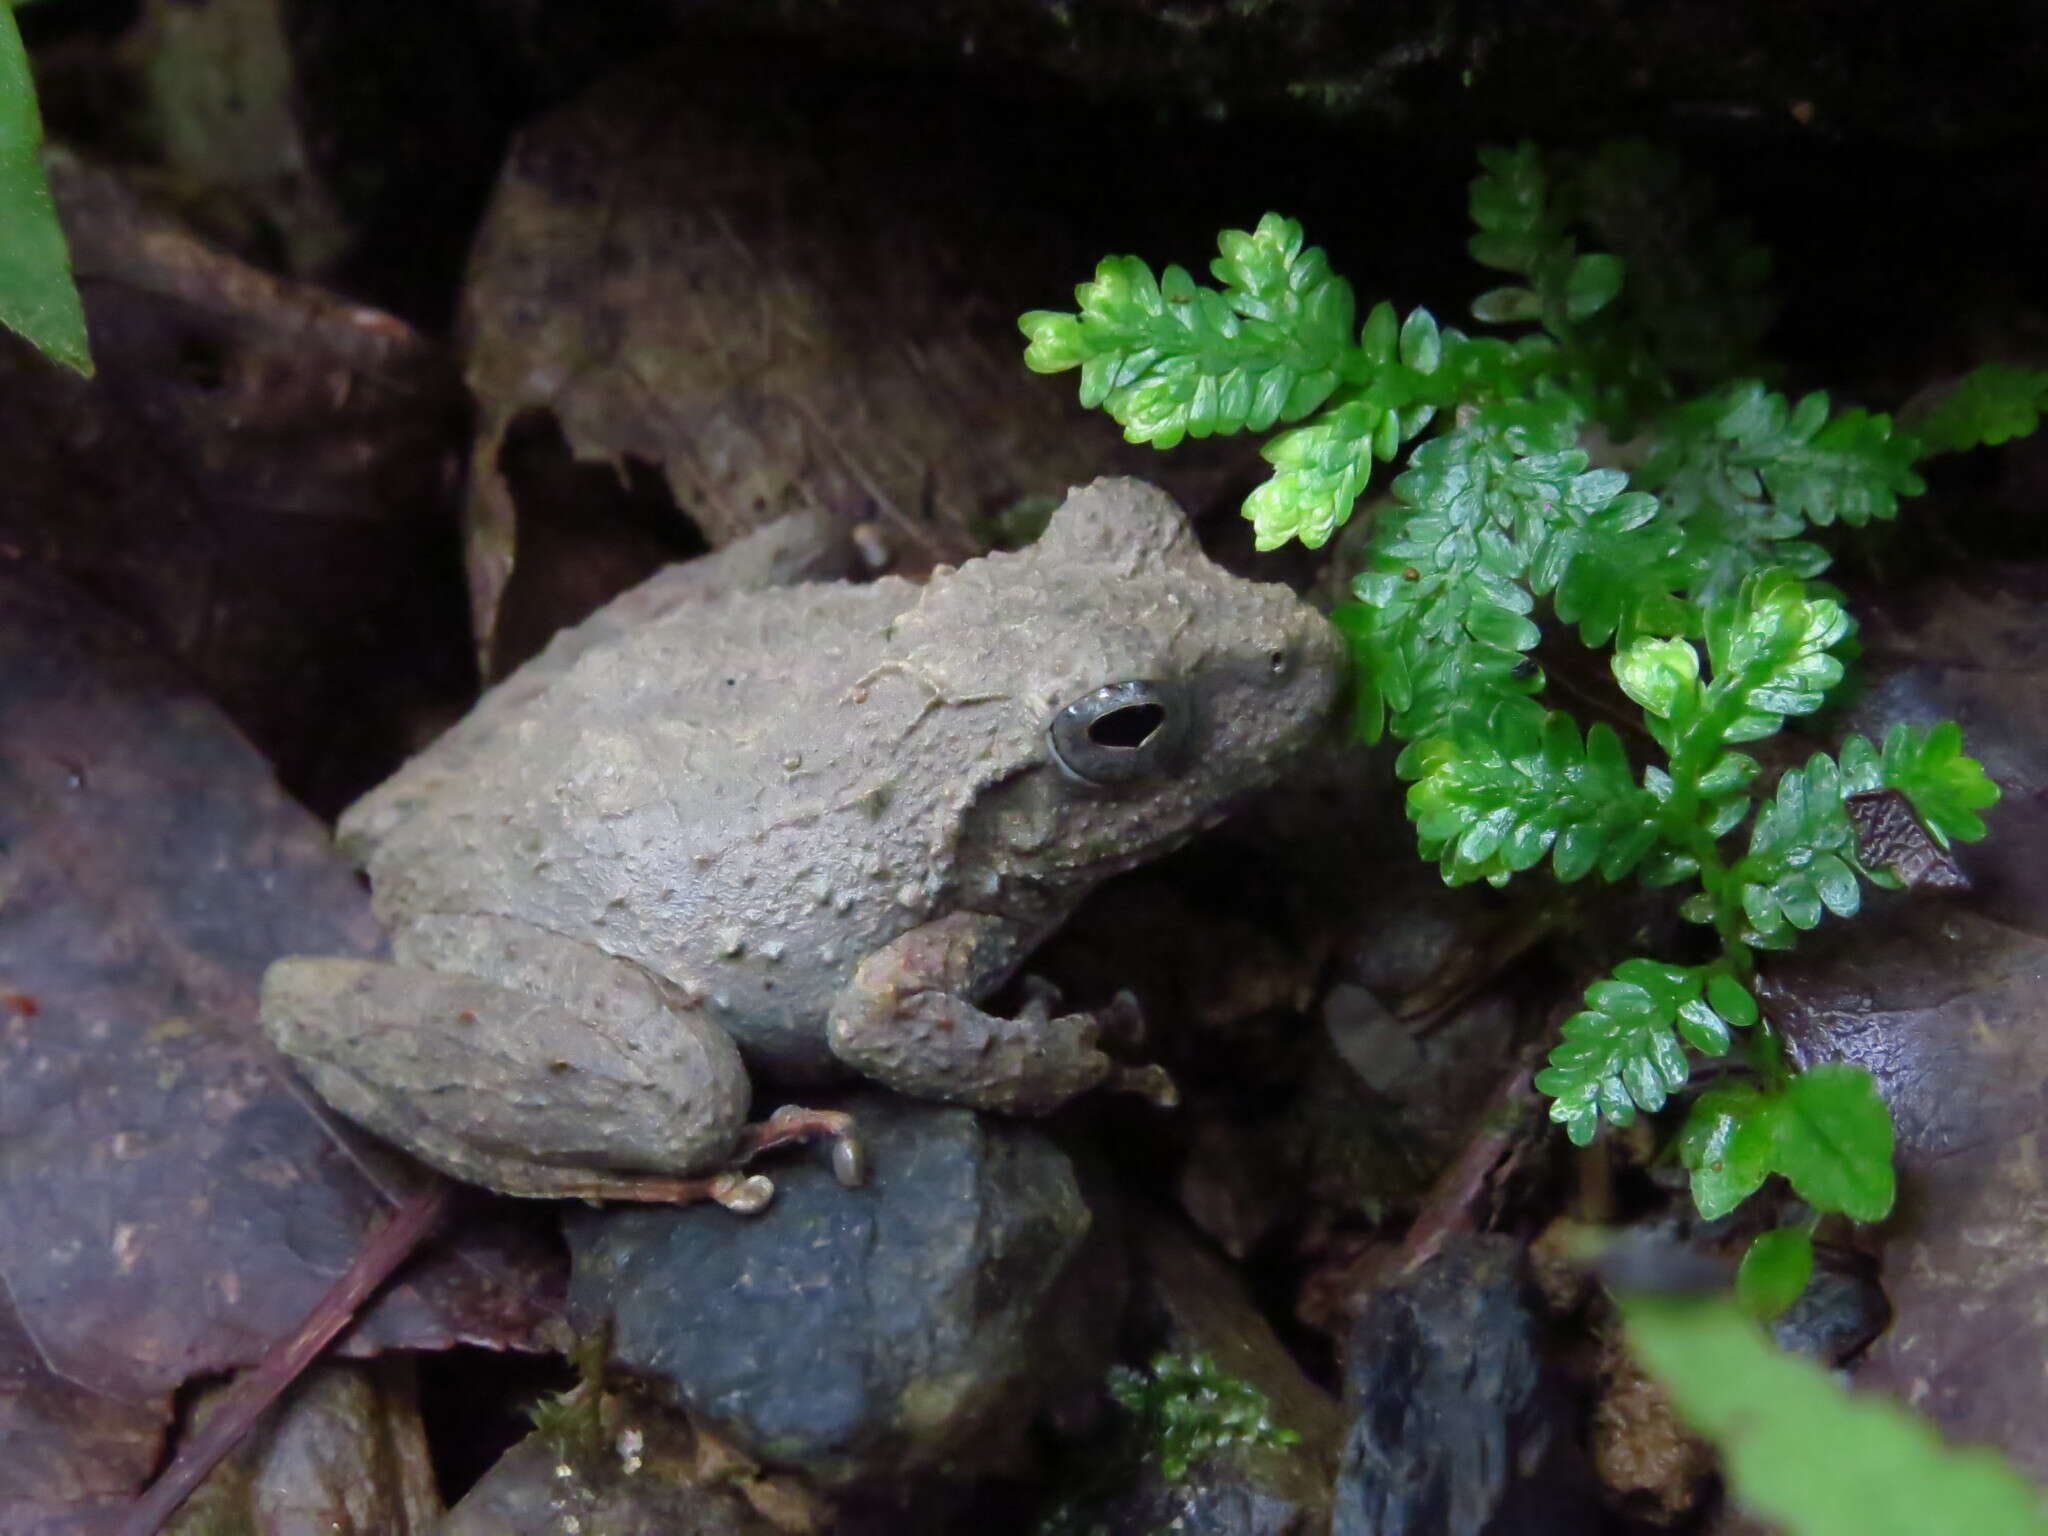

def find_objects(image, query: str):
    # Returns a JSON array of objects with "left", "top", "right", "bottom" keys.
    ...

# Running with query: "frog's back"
[{"left": 342, "top": 572, "right": 942, "bottom": 1076}]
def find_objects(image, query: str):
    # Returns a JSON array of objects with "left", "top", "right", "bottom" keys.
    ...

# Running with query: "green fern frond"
[
  {"left": 1536, "top": 960, "right": 1756, "bottom": 1145},
  {"left": 1907, "top": 361, "right": 2048, "bottom": 457},
  {"left": 1853, "top": 721, "right": 2001, "bottom": 846},
  {"left": 1637, "top": 383, "right": 1923, "bottom": 608},
  {"left": 1734, "top": 753, "right": 1864, "bottom": 948},
  {"left": 1019, "top": 213, "right": 1355, "bottom": 449},
  {"left": 1406, "top": 709, "right": 1657, "bottom": 887}
]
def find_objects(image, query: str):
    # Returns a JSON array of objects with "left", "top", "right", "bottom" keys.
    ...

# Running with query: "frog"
[{"left": 259, "top": 478, "right": 1344, "bottom": 1210}]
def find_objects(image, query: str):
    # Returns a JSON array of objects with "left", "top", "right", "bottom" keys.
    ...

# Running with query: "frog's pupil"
[{"left": 1090, "top": 704, "right": 1165, "bottom": 749}]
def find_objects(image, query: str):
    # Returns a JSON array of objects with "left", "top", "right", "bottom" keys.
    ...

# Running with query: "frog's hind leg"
[
  {"left": 530, "top": 1106, "right": 865, "bottom": 1209},
  {"left": 260, "top": 951, "right": 757, "bottom": 1202}
]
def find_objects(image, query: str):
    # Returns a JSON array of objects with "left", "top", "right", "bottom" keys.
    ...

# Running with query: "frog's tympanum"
[{"left": 261, "top": 479, "right": 1343, "bottom": 1208}]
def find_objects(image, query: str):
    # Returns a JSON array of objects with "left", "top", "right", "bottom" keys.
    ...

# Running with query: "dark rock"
[
  {"left": 1076, "top": 1474, "right": 1321, "bottom": 1536},
  {"left": 1049, "top": 1213, "right": 1343, "bottom": 1535},
  {"left": 441, "top": 1400, "right": 793, "bottom": 1536},
  {"left": 1334, "top": 1235, "right": 1602, "bottom": 1536},
  {"left": 171, "top": 1362, "right": 444, "bottom": 1534},
  {"left": 566, "top": 1094, "right": 1122, "bottom": 1488},
  {"left": 1770, "top": 1253, "right": 1890, "bottom": 1368}
]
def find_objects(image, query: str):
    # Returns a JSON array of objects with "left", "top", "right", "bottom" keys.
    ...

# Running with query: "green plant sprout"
[
  {"left": 1106, "top": 1351, "right": 1301, "bottom": 1483},
  {"left": 1032, "top": 1352, "right": 1302, "bottom": 1535},
  {"left": 1021, "top": 142, "right": 2039, "bottom": 1262}
]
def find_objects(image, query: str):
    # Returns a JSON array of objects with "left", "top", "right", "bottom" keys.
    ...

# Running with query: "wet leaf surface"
[
  {"left": 459, "top": 48, "right": 1255, "bottom": 664},
  {"left": 0, "top": 1289, "right": 161, "bottom": 1528},
  {"left": 0, "top": 567, "right": 559, "bottom": 1513}
]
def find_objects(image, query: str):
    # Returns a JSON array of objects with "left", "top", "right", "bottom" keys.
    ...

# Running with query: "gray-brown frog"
[{"left": 260, "top": 478, "right": 1343, "bottom": 1208}]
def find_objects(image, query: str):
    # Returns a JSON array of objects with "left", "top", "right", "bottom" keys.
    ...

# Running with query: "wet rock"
[
  {"left": 441, "top": 1396, "right": 804, "bottom": 1536},
  {"left": 1771, "top": 1252, "right": 1889, "bottom": 1368},
  {"left": 1769, "top": 903, "right": 2048, "bottom": 1475},
  {"left": 1048, "top": 1213, "right": 1342, "bottom": 1535},
  {"left": 1066, "top": 1472, "right": 1321, "bottom": 1536},
  {"left": 172, "top": 1362, "right": 443, "bottom": 1535},
  {"left": 1136, "top": 1216, "right": 1346, "bottom": 1465},
  {"left": 565, "top": 1094, "right": 1122, "bottom": 1488},
  {"left": 1333, "top": 1235, "right": 1601, "bottom": 1536}
]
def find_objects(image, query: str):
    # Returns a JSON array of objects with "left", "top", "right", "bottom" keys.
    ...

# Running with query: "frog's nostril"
[
  {"left": 1048, "top": 680, "right": 1191, "bottom": 786},
  {"left": 1089, "top": 703, "right": 1165, "bottom": 749}
]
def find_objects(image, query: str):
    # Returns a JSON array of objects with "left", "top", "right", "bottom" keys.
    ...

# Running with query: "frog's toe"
[
  {"left": 1108, "top": 1061, "right": 1179, "bottom": 1108},
  {"left": 831, "top": 1131, "right": 868, "bottom": 1188},
  {"left": 708, "top": 1172, "right": 776, "bottom": 1214},
  {"left": 1097, "top": 987, "right": 1147, "bottom": 1048},
  {"left": 1015, "top": 973, "right": 1065, "bottom": 1021},
  {"left": 732, "top": 1104, "right": 865, "bottom": 1187}
]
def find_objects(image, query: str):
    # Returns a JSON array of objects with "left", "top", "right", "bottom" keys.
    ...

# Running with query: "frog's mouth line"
[{"left": 1026, "top": 796, "right": 1247, "bottom": 882}]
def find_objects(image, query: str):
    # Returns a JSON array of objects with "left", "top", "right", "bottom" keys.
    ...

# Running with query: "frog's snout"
[{"left": 1046, "top": 679, "right": 1193, "bottom": 787}]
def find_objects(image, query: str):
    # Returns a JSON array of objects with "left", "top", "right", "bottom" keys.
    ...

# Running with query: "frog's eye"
[{"left": 1046, "top": 679, "right": 1193, "bottom": 787}]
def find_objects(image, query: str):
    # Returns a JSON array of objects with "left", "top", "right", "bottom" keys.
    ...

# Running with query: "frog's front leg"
[
  {"left": 825, "top": 911, "right": 1175, "bottom": 1114},
  {"left": 260, "top": 943, "right": 859, "bottom": 1211}
]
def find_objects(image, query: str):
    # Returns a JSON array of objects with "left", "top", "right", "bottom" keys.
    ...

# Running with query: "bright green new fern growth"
[{"left": 1022, "top": 142, "right": 2038, "bottom": 1275}]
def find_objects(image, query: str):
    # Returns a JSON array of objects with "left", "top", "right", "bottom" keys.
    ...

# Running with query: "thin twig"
[
  {"left": 117, "top": 1182, "right": 452, "bottom": 1536},
  {"left": 1396, "top": 1040, "right": 1548, "bottom": 1277}
]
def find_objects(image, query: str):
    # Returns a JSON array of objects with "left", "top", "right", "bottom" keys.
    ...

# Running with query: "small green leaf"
[
  {"left": 1019, "top": 310, "right": 1084, "bottom": 372},
  {"left": 1736, "top": 1228, "right": 1815, "bottom": 1321},
  {"left": 1360, "top": 299, "right": 1399, "bottom": 363},
  {"left": 0, "top": 4, "right": 92, "bottom": 375},
  {"left": 1696, "top": 751, "right": 1759, "bottom": 795},
  {"left": 1880, "top": 720, "right": 2000, "bottom": 846},
  {"left": 1471, "top": 285, "right": 1541, "bottom": 324},
  {"left": 1018, "top": 221, "right": 1353, "bottom": 454},
  {"left": 1621, "top": 1292, "right": 2048, "bottom": 1536},
  {"left": 1540, "top": 960, "right": 1733, "bottom": 1138},
  {"left": 1680, "top": 1082, "right": 1775, "bottom": 1220},
  {"left": 1705, "top": 973, "right": 1758, "bottom": 1027},
  {"left": 1245, "top": 400, "right": 1381, "bottom": 549},
  {"left": 1564, "top": 253, "right": 1625, "bottom": 320},
  {"left": 1614, "top": 637, "right": 1701, "bottom": 720},
  {"left": 1771, "top": 1064, "right": 1895, "bottom": 1222},
  {"left": 1674, "top": 999, "right": 1730, "bottom": 1055},
  {"left": 1468, "top": 230, "right": 1542, "bottom": 272},
  {"left": 1399, "top": 307, "right": 1443, "bottom": 373},
  {"left": 1735, "top": 753, "right": 1864, "bottom": 948}
]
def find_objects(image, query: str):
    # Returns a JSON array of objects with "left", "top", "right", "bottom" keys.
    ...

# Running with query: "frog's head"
[{"left": 898, "top": 477, "right": 1346, "bottom": 890}]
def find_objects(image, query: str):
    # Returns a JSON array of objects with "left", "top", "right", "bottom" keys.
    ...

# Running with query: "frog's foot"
[
  {"left": 731, "top": 1104, "right": 867, "bottom": 1189},
  {"left": 827, "top": 913, "right": 1176, "bottom": 1115},
  {"left": 1093, "top": 986, "right": 1147, "bottom": 1051},
  {"left": 1017, "top": 982, "right": 1177, "bottom": 1109}
]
